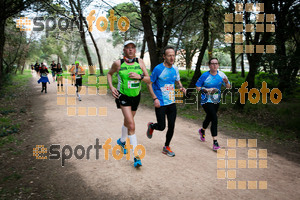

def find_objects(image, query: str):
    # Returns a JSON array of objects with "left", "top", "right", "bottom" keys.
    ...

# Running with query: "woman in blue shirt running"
[{"left": 195, "top": 58, "right": 231, "bottom": 151}]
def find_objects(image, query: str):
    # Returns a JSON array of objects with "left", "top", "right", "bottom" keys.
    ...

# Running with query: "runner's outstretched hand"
[
  {"left": 111, "top": 87, "right": 119, "bottom": 99},
  {"left": 154, "top": 98, "right": 160, "bottom": 108},
  {"left": 180, "top": 87, "right": 187, "bottom": 95},
  {"left": 222, "top": 77, "right": 229, "bottom": 84}
]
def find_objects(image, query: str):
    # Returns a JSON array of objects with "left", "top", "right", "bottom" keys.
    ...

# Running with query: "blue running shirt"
[
  {"left": 195, "top": 70, "right": 230, "bottom": 104},
  {"left": 150, "top": 63, "right": 180, "bottom": 106}
]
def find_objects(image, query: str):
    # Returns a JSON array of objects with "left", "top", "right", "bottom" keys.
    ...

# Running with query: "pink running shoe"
[
  {"left": 198, "top": 128, "right": 205, "bottom": 142},
  {"left": 213, "top": 143, "right": 221, "bottom": 151}
]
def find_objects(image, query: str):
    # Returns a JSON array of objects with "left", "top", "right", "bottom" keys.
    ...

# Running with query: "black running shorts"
[{"left": 115, "top": 92, "right": 141, "bottom": 111}]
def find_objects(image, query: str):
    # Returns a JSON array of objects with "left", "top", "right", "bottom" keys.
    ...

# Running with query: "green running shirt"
[{"left": 117, "top": 58, "right": 143, "bottom": 97}]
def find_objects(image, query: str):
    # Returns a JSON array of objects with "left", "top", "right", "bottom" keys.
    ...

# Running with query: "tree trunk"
[
  {"left": 0, "top": 19, "right": 6, "bottom": 81},
  {"left": 229, "top": 0, "right": 236, "bottom": 73},
  {"left": 139, "top": 0, "right": 159, "bottom": 71},
  {"left": 139, "top": 0, "right": 176, "bottom": 71},
  {"left": 161, "top": 0, "right": 175, "bottom": 50},
  {"left": 69, "top": 0, "right": 93, "bottom": 67},
  {"left": 263, "top": 64, "right": 267, "bottom": 73},
  {"left": 78, "top": 12, "right": 93, "bottom": 67},
  {"left": 88, "top": 31, "right": 103, "bottom": 75},
  {"left": 154, "top": 0, "right": 164, "bottom": 65},
  {"left": 175, "top": 18, "right": 186, "bottom": 56},
  {"left": 208, "top": 30, "right": 214, "bottom": 60},
  {"left": 273, "top": 0, "right": 294, "bottom": 93},
  {"left": 21, "top": 64, "right": 25, "bottom": 75},
  {"left": 140, "top": 35, "right": 146, "bottom": 59},
  {"left": 290, "top": 44, "right": 300, "bottom": 83},
  {"left": 230, "top": 42, "right": 236, "bottom": 73},
  {"left": 15, "top": 60, "right": 20, "bottom": 74},
  {"left": 188, "top": 0, "right": 210, "bottom": 89},
  {"left": 234, "top": 54, "right": 259, "bottom": 109},
  {"left": 234, "top": 0, "right": 272, "bottom": 109},
  {"left": 241, "top": 53, "right": 245, "bottom": 78},
  {"left": 83, "top": 18, "right": 103, "bottom": 75}
]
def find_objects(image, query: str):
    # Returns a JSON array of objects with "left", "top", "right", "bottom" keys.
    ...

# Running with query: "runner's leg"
[
  {"left": 152, "top": 106, "right": 167, "bottom": 131},
  {"left": 121, "top": 106, "right": 138, "bottom": 156},
  {"left": 211, "top": 103, "right": 220, "bottom": 139},
  {"left": 60, "top": 77, "right": 64, "bottom": 91},
  {"left": 44, "top": 82, "right": 47, "bottom": 93},
  {"left": 121, "top": 111, "right": 136, "bottom": 143},
  {"left": 202, "top": 103, "right": 220, "bottom": 149},
  {"left": 41, "top": 82, "right": 45, "bottom": 92},
  {"left": 202, "top": 103, "right": 213, "bottom": 131},
  {"left": 165, "top": 103, "right": 177, "bottom": 147}
]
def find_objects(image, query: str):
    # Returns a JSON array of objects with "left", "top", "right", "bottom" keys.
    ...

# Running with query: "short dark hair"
[
  {"left": 163, "top": 46, "right": 175, "bottom": 55},
  {"left": 209, "top": 58, "right": 219, "bottom": 64}
]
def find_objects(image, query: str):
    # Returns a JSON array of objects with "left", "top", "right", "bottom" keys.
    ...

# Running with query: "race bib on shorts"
[
  {"left": 41, "top": 73, "right": 47, "bottom": 77},
  {"left": 76, "top": 74, "right": 81, "bottom": 79}
]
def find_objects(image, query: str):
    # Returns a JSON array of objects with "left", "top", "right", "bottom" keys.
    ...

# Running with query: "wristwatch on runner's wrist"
[{"left": 140, "top": 74, "right": 144, "bottom": 80}]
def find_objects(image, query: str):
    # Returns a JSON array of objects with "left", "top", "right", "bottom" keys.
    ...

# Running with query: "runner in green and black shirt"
[
  {"left": 56, "top": 63, "right": 64, "bottom": 92},
  {"left": 107, "top": 40, "right": 150, "bottom": 168}
]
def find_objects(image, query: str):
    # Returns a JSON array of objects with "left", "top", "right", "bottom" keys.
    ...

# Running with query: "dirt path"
[{"left": 7, "top": 75, "right": 300, "bottom": 199}]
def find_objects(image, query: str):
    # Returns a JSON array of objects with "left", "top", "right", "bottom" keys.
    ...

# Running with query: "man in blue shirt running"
[{"left": 146, "top": 46, "right": 186, "bottom": 157}]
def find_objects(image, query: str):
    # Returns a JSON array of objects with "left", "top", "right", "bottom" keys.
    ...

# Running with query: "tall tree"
[
  {"left": 235, "top": 0, "right": 273, "bottom": 109},
  {"left": 83, "top": 13, "right": 104, "bottom": 75},
  {"left": 3, "top": 19, "right": 27, "bottom": 74},
  {"left": 0, "top": 0, "right": 40, "bottom": 81},
  {"left": 188, "top": 0, "right": 212, "bottom": 89},
  {"left": 175, "top": 10, "right": 203, "bottom": 71},
  {"left": 240, "top": 53, "right": 245, "bottom": 77},
  {"left": 107, "top": 2, "right": 143, "bottom": 46},
  {"left": 39, "top": 2, "right": 92, "bottom": 68},
  {"left": 227, "top": 0, "right": 237, "bottom": 73},
  {"left": 139, "top": 0, "right": 196, "bottom": 71},
  {"left": 208, "top": 1, "right": 225, "bottom": 60},
  {"left": 272, "top": 0, "right": 299, "bottom": 93},
  {"left": 68, "top": 0, "right": 93, "bottom": 71}
]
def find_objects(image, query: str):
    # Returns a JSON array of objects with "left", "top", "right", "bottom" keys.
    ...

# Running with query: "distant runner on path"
[
  {"left": 56, "top": 63, "right": 64, "bottom": 92},
  {"left": 37, "top": 64, "right": 50, "bottom": 93},
  {"left": 69, "top": 61, "right": 85, "bottom": 101},
  {"left": 51, "top": 60, "right": 57, "bottom": 82}
]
